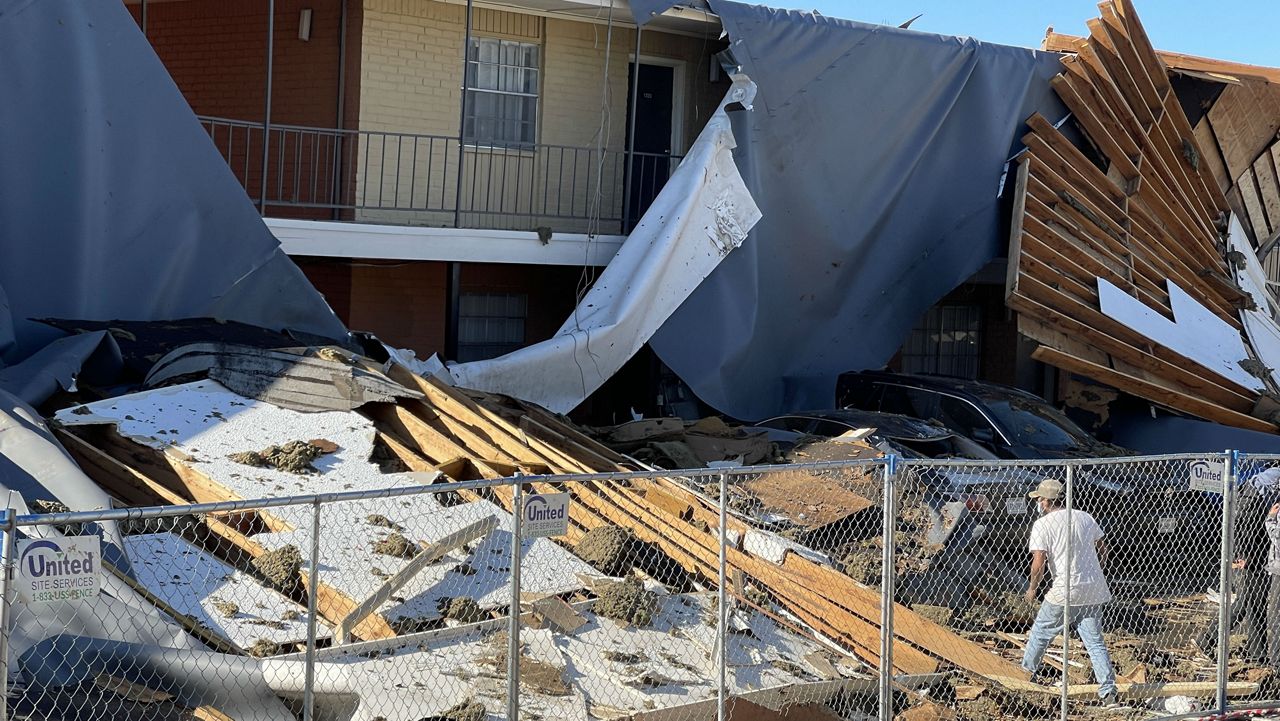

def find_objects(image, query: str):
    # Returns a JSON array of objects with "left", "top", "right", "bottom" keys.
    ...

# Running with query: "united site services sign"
[
  {"left": 522, "top": 493, "right": 570, "bottom": 538},
  {"left": 1189, "top": 460, "right": 1225, "bottom": 493},
  {"left": 17, "top": 536, "right": 102, "bottom": 605}
]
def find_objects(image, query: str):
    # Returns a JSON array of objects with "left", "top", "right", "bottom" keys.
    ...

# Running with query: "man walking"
[{"left": 1021, "top": 478, "right": 1117, "bottom": 706}]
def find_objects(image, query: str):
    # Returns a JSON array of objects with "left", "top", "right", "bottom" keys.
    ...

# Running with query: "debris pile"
[{"left": 228, "top": 439, "right": 333, "bottom": 474}]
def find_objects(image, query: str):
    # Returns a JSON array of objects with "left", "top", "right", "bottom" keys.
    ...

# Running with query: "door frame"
[{"left": 633, "top": 55, "right": 686, "bottom": 156}]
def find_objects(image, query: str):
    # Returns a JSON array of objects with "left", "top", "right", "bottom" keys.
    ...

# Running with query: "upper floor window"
[{"left": 465, "top": 38, "right": 540, "bottom": 148}]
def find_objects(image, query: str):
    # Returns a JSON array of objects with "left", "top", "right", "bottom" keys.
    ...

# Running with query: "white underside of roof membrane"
[
  {"left": 444, "top": 77, "right": 762, "bottom": 414},
  {"left": 56, "top": 381, "right": 597, "bottom": 625},
  {"left": 268, "top": 592, "right": 855, "bottom": 721},
  {"left": 1096, "top": 276, "right": 1263, "bottom": 392},
  {"left": 124, "top": 533, "right": 330, "bottom": 651},
  {"left": 1230, "top": 216, "right": 1280, "bottom": 391}
]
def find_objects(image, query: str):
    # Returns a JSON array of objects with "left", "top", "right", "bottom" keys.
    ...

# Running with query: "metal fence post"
[
  {"left": 0, "top": 508, "right": 15, "bottom": 721},
  {"left": 717, "top": 471, "right": 729, "bottom": 721},
  {"left": 879, "top": 455, "right": 898, "bottom": 721},
  {"left": 1061, "top": 464, "right": 1072, "bottom": 721},
  {"left": 508, "top": 480, "right": 523, "bottom": 721},
  {"left": 1217, "top": 450, "right": 1238, "bottom": 714},
  {"left": 303, "top": 499, "right": 321, "bottom": 721}
]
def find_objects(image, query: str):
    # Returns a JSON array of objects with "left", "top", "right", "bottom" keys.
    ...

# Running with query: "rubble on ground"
[{"left": 228, "top": 439, "right": 331, "bottom": 474}]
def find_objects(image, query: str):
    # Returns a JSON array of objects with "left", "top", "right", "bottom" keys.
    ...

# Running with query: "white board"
[
  {"left": 1229, "top": 216, "right": 1280, "bottom": 390},
  {"left": 1096, "top": 277, "right": 1261, "bottom": 391}
]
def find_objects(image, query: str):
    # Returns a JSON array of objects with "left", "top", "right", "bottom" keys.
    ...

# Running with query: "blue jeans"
[{"left": 1021, "top": 601, "right": 1116, "bottom": 698}]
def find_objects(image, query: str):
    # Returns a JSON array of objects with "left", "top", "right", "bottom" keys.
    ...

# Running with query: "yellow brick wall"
[{"left": 355, "top": 0, "right": 726, "bottom": 230}]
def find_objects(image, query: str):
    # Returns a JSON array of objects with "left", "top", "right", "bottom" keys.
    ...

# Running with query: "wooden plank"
[
  {"left": 402, "top": 398, "right": 522, "bottom": 468},
  {"left": 1018, "top": 240, "right": 1104, "bottom": 307},
  {"left": 1049, "top": 74, "right": 1141, "bottom": 181},
  {"left": 638, "top": 481, "right": 1012, "bottom": 680},
  {"left": 1031, "top": 346, "right": 1276, "bottom": 432},
  {"left": 1238, "top": 168, "right": 1272, "bottom": 241},
  {"left": 387, "top": 365, "right": 549, "bottom": 468},
  {"left": 1024, "top": 133, "right": 1241, "bottom": 326},
  {"left": 1008, "top": 291, "right": 1255, "bottom": 412},
  {"left": 1017, "top": 314, "right": 1110, "bottom": 367},
  {"left": 1194, "top": 119, "right": 1232, "bottom": 193},
  {"left": 1097, "top": 1, "right": 1221, "bottom": 225},
  {"left": 1082, "top": 19, "right": 1156, "bottom": 128},
  {"left": 56, "top": 428, "right": 192, "bottom": 507},
  {"left": 1096, "top": 4, "right": 1164, "bottom": 120},
  {"left": 1027, "top": 162, "right": 1238, "bottom": 326},
  {"left": 779, "top": 554, "right": 1025, "bottom": 681},
  {"left": 1014, "top": 271, "right": 1256, "bottom": 400},
  {"left": 997, "top": 675, "right": 1258, "bottom": 700},
  {"left": 363, "top": 403, "right": 506, "bottom": 480},
  {"left": 1005, "top": 157, "right": 1030, "bottom": 302},
  {"left": 1013, "top": 268, "right": 1254, "bottom": 394},
  {"left": 1254, "top": 150, "right": 1280, "bottom": 238},
  {"left": 1027, "top": 208, "right": 1171, "bottom": 308},
  {"left": 335, "top": 516, "right": 499, "bottom": 642}
]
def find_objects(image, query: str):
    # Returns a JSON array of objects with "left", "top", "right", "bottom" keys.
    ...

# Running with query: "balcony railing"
[{"left": 198, "top": 116, "right": 681, "bottom": 235}]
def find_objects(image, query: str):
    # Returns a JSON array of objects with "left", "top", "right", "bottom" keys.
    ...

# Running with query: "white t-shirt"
[{"left": 1028, "top": 508, "right": 1111, "bottom": 606}]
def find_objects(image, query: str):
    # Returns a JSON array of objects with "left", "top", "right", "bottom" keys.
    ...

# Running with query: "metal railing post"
[
  {"left": 717, "top": 471, "right": 729, "bottom": 721},
  {"left": 259, "top": 0, "right": 275, "bottom": 214},
  {"left": 303, "top": 499, "right": 321, "bottom": 721},
  {"left": 508, "top": 480, "right": 523, "bottom": 721},
  {"left": 1061, "top": 464, "right": 1072, "bottom": 721},
  {"left": 453, "top": 0, "right": 475, "bottom": 227},
  {"left": 1217, "top": 450, "right": 1238, "bottom": 714},
  {"left": 0, "top": 508, "right": 15, "bottom": 721},
  {"left": 879, "top": 455, "right": 898, "bottom": 721},
  {"left": 622, "top": 26, "right": 643, "bottom": 232}
]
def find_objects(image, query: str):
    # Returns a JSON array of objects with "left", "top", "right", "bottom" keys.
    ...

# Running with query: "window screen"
[
  {"left": 458, "top": 292, "right": 527, "bottom": 362},
  {"left": 464, "top": 38, "right": 540, "bottom": 147}
]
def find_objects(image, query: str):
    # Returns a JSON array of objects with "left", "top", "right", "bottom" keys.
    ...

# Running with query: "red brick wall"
[
  {"left": 126, "top": 0, "right": 360, "bottom": 219},
  {"left": 128, "top": 0, "right": 345, "bottom": 125},
  {"left": 293, "top": 258, "right": 585, "bottom": 360},
  {"left": 293, "top": 257, "right": 353, "bottom": 320},
  {"left": 345, "top": 261, "right": 450, "bottom": 356}
]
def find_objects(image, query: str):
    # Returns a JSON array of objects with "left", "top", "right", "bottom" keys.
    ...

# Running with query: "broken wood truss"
[
  {"left": 59, "top": 362, "right": 1029, "bottom": 688},
  {"left": 1007, "top": 0, "right": 1277, "bottom": 432},
  {"left": 372, "top": 367, "right": 1028, "bottom": 684}
]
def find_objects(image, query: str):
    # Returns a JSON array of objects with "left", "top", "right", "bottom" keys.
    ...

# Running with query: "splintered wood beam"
[{"left": 1031, "top": 345, "right": 1276, "bottom": 432}]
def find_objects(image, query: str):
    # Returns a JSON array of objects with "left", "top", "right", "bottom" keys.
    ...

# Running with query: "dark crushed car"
[{"left": 835, "top": 371, "right": 1222, "bottom": 595}]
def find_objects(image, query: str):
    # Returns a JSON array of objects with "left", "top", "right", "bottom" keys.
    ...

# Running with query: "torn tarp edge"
[{"left": 440, "top": 76, "right": 761, "bottom": 413}]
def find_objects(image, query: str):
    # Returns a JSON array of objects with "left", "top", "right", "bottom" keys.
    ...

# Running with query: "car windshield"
[{"left": 983, "top": 396, "right": 1097, "bottom": 450}]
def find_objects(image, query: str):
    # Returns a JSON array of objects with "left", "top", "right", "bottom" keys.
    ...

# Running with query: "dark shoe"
[{"left": 1098, "top": 691, "right": 1120, "bottom": 708}]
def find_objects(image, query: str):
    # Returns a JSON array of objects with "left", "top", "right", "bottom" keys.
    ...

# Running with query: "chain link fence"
[{"left": 3, "top": 454, "right": 1280, "bottom": 720}]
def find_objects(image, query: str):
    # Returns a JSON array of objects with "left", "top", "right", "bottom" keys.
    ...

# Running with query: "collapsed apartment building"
[{"left": 5, "top": 0, "right": 1280, "bottom": 719}]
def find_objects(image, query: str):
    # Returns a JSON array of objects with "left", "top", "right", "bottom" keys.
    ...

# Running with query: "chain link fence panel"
[{"left": 5, "top": 454, "right": 1280, "bottom": 721}]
